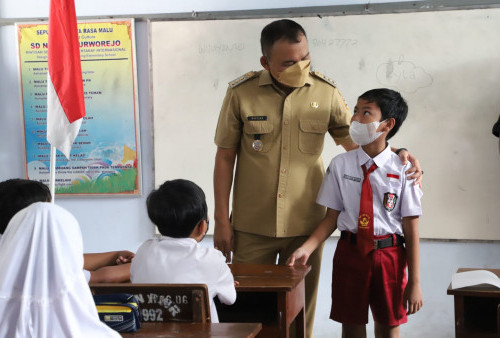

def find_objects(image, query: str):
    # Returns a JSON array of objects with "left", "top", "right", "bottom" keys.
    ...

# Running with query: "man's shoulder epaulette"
[
  {"left": 229, "top": 71, "right": 259, "bottom": 88},
  {"left": 310, "top": 71, "right": 337, "bottom": 87}
]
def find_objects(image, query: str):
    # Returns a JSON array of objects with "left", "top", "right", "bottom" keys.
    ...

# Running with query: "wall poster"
[{"left": 16, "top": 19, "right": 141, "bottom": 196}]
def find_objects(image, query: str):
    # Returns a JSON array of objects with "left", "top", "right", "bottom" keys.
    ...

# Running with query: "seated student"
[
  {"left": 130, "top": 179, "right": 237, "bottom": 323},
  {"left": 0, "top": 178, "right": 51, "bottom": 240},
  {"left": 0, "top": 202, "right": 120, "bottom": 337},
  {"left": 0, "top": 178, "right": 133, "bottom": 283},
  {"left": 288, "top": 89, "right": 423, "bottom": 338}
]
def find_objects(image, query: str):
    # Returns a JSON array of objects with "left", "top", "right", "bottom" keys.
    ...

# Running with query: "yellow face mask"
[{"left": 277, "top": 60, "right": 311, "bottom": 88}]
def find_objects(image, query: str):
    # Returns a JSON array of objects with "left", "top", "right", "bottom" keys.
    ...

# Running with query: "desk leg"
[
  {"left": 278, "top": 294, "right": 289, "bottom": 338},
  {"left": 497, "top": 304, "right": 500, "bottom": 336},
  {"left": 454, "top": 295, "right": 466, "bottom": 337},
  {"left": 283, "top": 279, "right": 306, "bottom": 338}
]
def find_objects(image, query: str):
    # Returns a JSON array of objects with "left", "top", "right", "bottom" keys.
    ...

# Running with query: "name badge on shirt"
[
  {"left": 343, "top": 174, "right": 361, "bottom": 182},
  {"left": 247, "top": 116, "right": 267, "bottom": 121}
]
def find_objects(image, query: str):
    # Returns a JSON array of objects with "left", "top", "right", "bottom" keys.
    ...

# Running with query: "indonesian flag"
[{"left": 47, "top": 0, "right": 85, "bottom": 159}]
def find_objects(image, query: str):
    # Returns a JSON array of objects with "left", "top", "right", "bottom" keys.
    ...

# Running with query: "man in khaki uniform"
[{"left": 213, "top": 19, "right": 420, "bottom": 337}]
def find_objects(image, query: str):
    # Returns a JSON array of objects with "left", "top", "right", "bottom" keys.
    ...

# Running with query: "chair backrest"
[{"left": 90, "top": 283, "right": 211, "bottom": 323}]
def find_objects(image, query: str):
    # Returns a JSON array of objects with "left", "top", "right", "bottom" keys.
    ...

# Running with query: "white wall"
[
  {"left": 1, "top": 1, "right": 499, "bottom": 337},
  {"left": 1, "top": 0, "right": 420, "bottom": 18}
]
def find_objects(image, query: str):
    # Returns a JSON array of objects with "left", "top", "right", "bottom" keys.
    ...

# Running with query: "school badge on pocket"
[
  {"left": 383, "top": 193, "right": 398, "bottom": 211},
  {"left": 93, "top": 293, "right": 141, "bottom": 332}
]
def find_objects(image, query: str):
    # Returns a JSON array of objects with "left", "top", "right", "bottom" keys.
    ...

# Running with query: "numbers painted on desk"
[
  {"left": 135, "top": 292, "right": 188, "bottom": 319},
  {"left": 141, "top": 308, "right": 163, "bottom": 322},
  {"left": 143, "top": 293, "right": 188, "bottom": 306}
]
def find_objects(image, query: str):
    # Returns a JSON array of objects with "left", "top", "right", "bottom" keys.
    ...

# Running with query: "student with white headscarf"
[{"left": 0, "top": 202, "right": 120, "bottom": 337}]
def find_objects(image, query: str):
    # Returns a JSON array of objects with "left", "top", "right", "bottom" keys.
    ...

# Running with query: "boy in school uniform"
[
  {"left": 130, "top": 179, "right": 237, "bottom": 323},
  {"left": 287, "top": 88, "right": 423, "bottom": 337}
]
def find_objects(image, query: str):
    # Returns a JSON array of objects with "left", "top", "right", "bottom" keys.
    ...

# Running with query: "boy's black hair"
[
  {"left": 359, "top": 88, "right": 408, "bottom": 140},
  {"left": 0, "top": 179, "right": 52, "bottom": 234},
  {"left": 146, "top": 179, "right": 208, "bottom": 238},
  {"left": 260, "top": 19, "right": 307, "bottom": 58}
]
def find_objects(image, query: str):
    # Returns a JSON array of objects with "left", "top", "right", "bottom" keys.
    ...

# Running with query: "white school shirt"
[
  {"left": 130, "top": 235, "right": 236, "bottom": 323},
  {"left": 0, "top": 202, "right": 120, "bottom": 338},
  {"left": 317, "top": 145, "right": 423, "bottom": 236}
]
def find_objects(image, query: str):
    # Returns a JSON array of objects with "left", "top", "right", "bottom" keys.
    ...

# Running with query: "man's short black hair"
[
  {"left": 358, "top": 88, "right": 408, "bottom": 140},
  {"left": 146, "top": 179, "right": 208, "bottom": 238},
  {"left": 0, "top": 179, "right": 52, "bottom": 234},
  {"left": 260, "top": 19, "right": 307, "bottom": 58}
]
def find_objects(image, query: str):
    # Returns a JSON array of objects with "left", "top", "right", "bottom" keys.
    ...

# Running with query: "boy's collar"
[
  {"left": 356, "top": 143, "right": 392, "bottom": 168},
  {"left": 156, "top": 235, "right": 198, "bottom": 244}
]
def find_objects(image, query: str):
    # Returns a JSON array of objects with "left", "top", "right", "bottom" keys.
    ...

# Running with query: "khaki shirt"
[{"left": 214, "top": 70, "right": 352, "bottom": 237}]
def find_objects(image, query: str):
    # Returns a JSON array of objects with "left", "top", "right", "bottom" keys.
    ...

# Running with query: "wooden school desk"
[
  {"left": 447, "top": 268, "right": 500, "bottom": 337},
  {"left": 121, "top": 322, "right": 262, "bottom": 337},
  {"left": 216, "top": 263, "right": 311, "bottom": 338}
]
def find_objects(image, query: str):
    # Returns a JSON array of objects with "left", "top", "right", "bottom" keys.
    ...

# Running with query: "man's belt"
[{"left": 340, "top": 231, "right": 405, "bottom": 250}]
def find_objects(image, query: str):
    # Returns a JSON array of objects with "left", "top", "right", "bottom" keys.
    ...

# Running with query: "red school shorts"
[{"left": 329, "top": 234, "right": 408, "bottom": 326}]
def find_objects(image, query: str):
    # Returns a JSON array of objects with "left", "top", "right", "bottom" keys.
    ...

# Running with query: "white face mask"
[{"left": 349, "top": 120, "right": 385, "bottom": 146}]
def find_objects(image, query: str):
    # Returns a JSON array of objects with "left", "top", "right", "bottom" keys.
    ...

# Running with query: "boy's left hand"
[
  {"left": 397, "top": 149, "right": 423, "bottom": 187},
  {"left": 403, "top": 281, "right": 423, "bottom": 315},
  {"left": 286, "top": 247, "right": 310, "bottom": 266}
]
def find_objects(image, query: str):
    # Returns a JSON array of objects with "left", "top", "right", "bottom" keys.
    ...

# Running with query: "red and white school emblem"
[{"left": 383, "top": 193, "right": 398, "bottom": 211}]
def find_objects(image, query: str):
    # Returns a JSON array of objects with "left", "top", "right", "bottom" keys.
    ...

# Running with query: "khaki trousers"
[{"left": 233, "top": 230, "right": 325, "bottom": 338}]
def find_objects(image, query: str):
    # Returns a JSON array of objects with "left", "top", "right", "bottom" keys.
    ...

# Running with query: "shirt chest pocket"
[
  {"left": 243, "top": 120, "right": 274, "bottom": 153},
  {"left": 374, "top": 179, "right": 403, "bottom": 212},
  {"left": 298, "top": 120, "right": 328, "bottom": 154}
]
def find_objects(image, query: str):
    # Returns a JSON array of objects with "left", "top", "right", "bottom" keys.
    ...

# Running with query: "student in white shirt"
[
  {"left": 0, "top": 202, "right": 120, "bottom": 338},
  {"left": 130, "top": 179, "right": 237, "bottom": 323},
  {"left": 288, "top": 89, "right": 423, "bottom": 338}
]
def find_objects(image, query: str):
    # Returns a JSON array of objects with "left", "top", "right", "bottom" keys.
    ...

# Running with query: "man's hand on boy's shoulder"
[{"left": 394, "top": 148, "right": 423, "bottom": 187}]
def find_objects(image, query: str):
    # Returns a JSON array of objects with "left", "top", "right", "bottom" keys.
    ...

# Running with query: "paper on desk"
[{"left": 451, "top": 270, "right": 500, "bottom": 289}]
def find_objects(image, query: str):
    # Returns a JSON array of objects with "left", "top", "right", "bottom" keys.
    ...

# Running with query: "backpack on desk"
[{"left": 93, "top": 293, "right": 141, "bottom": 332}]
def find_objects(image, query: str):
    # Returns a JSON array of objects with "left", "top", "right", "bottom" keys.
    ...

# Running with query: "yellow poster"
[{"left": 16, "top": 19, "right": 141, "bottom": 196}]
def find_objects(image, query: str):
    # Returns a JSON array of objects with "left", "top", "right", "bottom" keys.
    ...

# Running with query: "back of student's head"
[
  {"left": 260, "top": 19, "right": 307, "bottom": 58},
  {"left": 0, "top": 178, "right": 52, "bottom": 234},
  {"left": 359, "top": 88, "right": 408, "bottom": 140},
  {"left": 146, "top": 179, "right": 207, "bottom": 238}
]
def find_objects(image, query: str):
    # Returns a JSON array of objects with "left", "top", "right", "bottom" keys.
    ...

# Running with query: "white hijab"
[{"left": 0, "top": 202, "right": 120, "bottom": 338}]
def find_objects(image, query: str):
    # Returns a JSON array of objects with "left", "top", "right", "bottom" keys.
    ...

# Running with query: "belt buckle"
[{"left": 373, "top": 240, "right": 378, "bottom": 250}]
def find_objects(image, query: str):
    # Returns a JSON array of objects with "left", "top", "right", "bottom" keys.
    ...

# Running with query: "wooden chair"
[{"left": 89, "top": 283, "right": 211, "bottom": 323}]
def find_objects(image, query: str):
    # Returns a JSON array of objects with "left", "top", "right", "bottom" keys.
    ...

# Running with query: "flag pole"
[{"left": 49, "top": 145, "right": 56, "bottom": 203}]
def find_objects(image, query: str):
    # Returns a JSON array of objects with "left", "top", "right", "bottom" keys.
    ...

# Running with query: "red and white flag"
[{"left": 47, "top": 0, "right": 85, "bottom": 159}]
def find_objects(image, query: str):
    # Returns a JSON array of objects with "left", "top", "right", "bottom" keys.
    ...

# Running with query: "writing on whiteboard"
[
  {"left": 199, "top": 42, "right": 245, "bottom": 54},
  {"left": 310, "top": 38, "right": 358, "bottom": 49},
  {"left": 376, "top": 56, "right": 433, "bottom": 93}
]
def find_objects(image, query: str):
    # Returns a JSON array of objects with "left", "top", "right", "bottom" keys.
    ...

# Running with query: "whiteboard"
[{"left": 150, "top": 9, "right": 500, "bottom": 240}]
